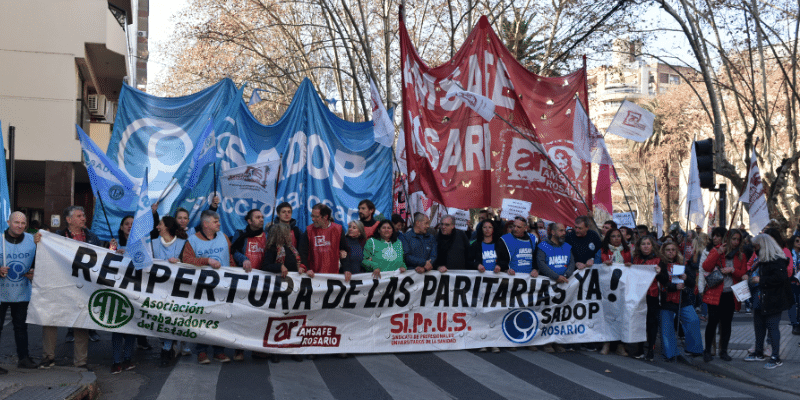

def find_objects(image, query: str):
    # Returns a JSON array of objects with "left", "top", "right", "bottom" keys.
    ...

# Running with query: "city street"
[{"left": 1, "top": 311, "right": 798, "bottom": 399}]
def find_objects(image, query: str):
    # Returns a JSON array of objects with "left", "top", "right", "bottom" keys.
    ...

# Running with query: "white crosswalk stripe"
[
  {"left": 157, "top": 357, "right": 222, "bottom": 400},
  {"left": 510, "top": 351, "right": 661, "bottom": 399},
  {"left": 433, "top": 351, "right": 559, "bottom": 400},
  {"left": 268, "top": 357, "right": 336, "bottom": 400},
  {"left": 584, "top": 353, "right": 751, "bottom": 398},
  {"left": 356, "top": 353, "right": 453, "bottom": 400}
]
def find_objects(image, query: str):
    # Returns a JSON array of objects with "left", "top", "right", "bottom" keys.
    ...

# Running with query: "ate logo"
[{"left": 622, "top": 111, "right": 646, "bottom": 130}]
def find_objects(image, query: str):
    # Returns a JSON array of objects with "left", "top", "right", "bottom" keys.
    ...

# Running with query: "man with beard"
[
  {"left": 231, "top": 209, "right": 266, "bottom": 273},
  {"left": 496, "top": 216, "right": 539, "bottom": 276},
  {"left": 358, "top": 199, "right": 380, "bottom": 238},
  {"left": 435, "top": 215, "right": 470, "bottom": 271},
  {"left": 401, "top": 212, "right": 437, "bottom": 274},
  {"left": 566, "top": 216, "right": 602, "bottom": 270}
]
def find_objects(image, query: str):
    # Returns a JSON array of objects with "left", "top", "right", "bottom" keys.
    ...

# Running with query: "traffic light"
[{"left": 695, "top": 138, "right": 714, "bottom": 189}]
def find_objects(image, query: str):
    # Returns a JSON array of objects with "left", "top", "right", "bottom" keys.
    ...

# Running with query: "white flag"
[
  {"left": 606, "top": 100, "right": 655, "bottom": 142},
  {"left": 444, "top": 82, "right": 495, "bottom": 122},
  {"left": 653, "top": 178, "right": 664, "bottom": 237},
  {"left": 686, "top": 141, "right": 705, "bottom": 227},
  {"left": 744, "top": 146, "right": 770, "bottom": 233},
  {"left": 221, "top": 160, "right": 280, "bottom": 206},
  {"left": 370, "top": 78, "right": 395, "bottom": 147},
  {"left": 573, "top": 99, "right": 613, "bottom": 165},
  {"left": 394, "top": 127, "right": 407, "bottom": 174}
]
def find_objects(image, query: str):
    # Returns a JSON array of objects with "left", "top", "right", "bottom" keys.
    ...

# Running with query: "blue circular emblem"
[
  {"left": 134, "top": 251, "right": 145, "bottom": 264},
  {"left": 502, "top": 309, "right": 539, "bottom": 343},
  {"left": 108, "top": 185, "right": 125, "bottom": 200},
  {"left": 4, "top": 261, "right": 28, "bottom": 282}
]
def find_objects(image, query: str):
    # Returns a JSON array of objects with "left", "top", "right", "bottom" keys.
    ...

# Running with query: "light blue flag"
[
  {"left": 0, "top": 122, "right": 11, "bottom": 233},
  {"left": 248, "top": 89, "right": 262, "bottom": 106},
  {"left": 127, "top": 170, "right": 153, "bottom": 270},
  {"left": 77, "top": 125, "right": 137, "bottom": 213},
  {"left": 184, "top": 119, "right": 216, "bottom": 191}
]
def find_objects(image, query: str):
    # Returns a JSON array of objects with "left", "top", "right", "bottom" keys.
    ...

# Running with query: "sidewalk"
[
  {"left": 692, "top": 311, "right": 800, "bottom": 396},
  {"left": 0, "top": 364, "right": 97, "bottom": 400}
]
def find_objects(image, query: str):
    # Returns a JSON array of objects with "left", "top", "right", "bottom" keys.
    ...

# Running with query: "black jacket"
[{"left": 755, "top": 258, "right": 793, "bottom": 316}]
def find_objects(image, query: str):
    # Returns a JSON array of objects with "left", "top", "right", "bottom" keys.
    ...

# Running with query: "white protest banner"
[
  {"left": 446, "top": 207, "right": 470, "bottom": 231},
  {"left": 500, "top": 198, "right": 532, "bottom": 220},
  {"left": 29, "top": 231, "right": 655, "bottom": 353},
  {"left": 220, "top": 160, "right": 280, "bottom": 208},
  {"left": 606, "top": 100, "right": 655, "bottom": 142},
  {"left": 743, "top": 146, "right": 770, "bottom": 234},
  {"left": 613, "top": 212, "right": 636, "bottom": 229}
]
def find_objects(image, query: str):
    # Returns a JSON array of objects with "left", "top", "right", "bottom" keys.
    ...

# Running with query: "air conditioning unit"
[{"left": 87, "top": 94, "right": 107, "bottom": 116}]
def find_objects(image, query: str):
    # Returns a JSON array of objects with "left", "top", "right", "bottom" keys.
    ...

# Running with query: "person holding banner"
[
  {"left": 702, "top": 229, "right": 747, "bottom": 363},
  {"left": 340, "top": 221, "right": 367, "bottom": 282},
  {"left": 0, "top": 212, "right": 38, "bottom": 371},
  {"left": 632, "top": 236, "right": 664, "bottom": 361},
  {"left": 599, "top": 228, "right": 632, "bottom": 357},
  {"left": 656, "top": 243, "right": 703, "bottom": 362},
  {"left": 496, "top": 217, "right": 538, "bottom": 277},
  {"left": 181, "top": 210, "right": 234, "bottom": 364},
  {"left": 743, "top": 234, "right": 793, "bottom": 369},
  {"left": 39, "top": 206, "right": 110, "bottom": 368},
  {"left": 566, "top": 216, "right": 602, "bottom": 271},
  {"left": 230, "top": 210, "right": 266, "bottom": 273},
  {"left": 261, "top": 223, "right": 305, "bottom": 363},
  {"left": 401, "top": 213, "right": 437, "bottom": 274},
  {"left": 435, "top": 215, "right": 470, "bottom": 272},
  {"left": 304, "top": 204, "right": 344, "bottom": 277},
  {"left": 535, "top": 222, "right": 578, "bottom": 354},
  {"left": 152, "top": 216, "right": 190, "bottom": 365},
  {"left": 468, "top": 219, "right": 501, "bottom": 353},
  {"left": 362, "top": 220, "right": 406, "bottom": 279},
  {"left": 116, "top": 216, "right": 133, "bottom": 253}
]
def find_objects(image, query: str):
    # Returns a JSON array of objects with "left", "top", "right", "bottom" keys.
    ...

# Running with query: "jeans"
[
  {"left": 753, "top": 311, "right": 781, "bottom": 357},
  {"left": 112, "top": 333, "right": 136, "bottom": 364},
  {"left": 0, "top": 302, "right": 29, "bottom": 359},
  {"left": 195, "top": 343, "right": 224, "bottom": 355},
  {"left": 706, "top": 291, "right": 735, "bottom": 352},
  {"left": 660, "top": 305, "right": 703, "bottom": 358}
]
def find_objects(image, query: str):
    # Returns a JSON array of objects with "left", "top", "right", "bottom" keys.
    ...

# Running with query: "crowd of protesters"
[{"left": 1, "top": 198, "right": 799, "bottom": 374}]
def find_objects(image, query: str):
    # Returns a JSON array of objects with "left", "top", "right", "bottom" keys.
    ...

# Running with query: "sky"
[{"left": 146, "top": 0, "right": 189, "bottom": 92}]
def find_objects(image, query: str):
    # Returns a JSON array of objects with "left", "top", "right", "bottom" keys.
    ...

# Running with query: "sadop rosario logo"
[{"left": 502, "top": 309, "right": 539, "bottom": 343}]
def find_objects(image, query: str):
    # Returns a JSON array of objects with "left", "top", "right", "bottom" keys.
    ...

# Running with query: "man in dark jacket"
[
  {"left": 401, "top": 213, "right": 437, "bottom": 273},
  {"left": 267, "top": 202, "right": 306, "bottom": 264},
  {"left": 436, "top": 215, "right": 470, "bottom": 271}
]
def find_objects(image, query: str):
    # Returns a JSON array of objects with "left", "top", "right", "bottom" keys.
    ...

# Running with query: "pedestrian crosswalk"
[{"left": 158, "top": 349, "right": 756, "bottom": 400}]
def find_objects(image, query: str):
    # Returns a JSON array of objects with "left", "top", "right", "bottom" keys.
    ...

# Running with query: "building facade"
[{"left": 0, "top": 0, "right": 148, "bottom": 230}]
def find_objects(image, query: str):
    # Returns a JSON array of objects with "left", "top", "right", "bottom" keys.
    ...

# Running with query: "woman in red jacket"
[
  {"left": 702, "top": 228, "right": 747, "bottom": 363},
  {"left": 599, "top": 229, "right": 632, "bottom": 356},
  {"left": 632, "top": 235, "right": 664, "bottom": 361}
]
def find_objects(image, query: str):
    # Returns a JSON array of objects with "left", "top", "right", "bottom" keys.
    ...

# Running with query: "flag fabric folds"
[
  {"left": 744, "top": 146, "right": 770, "bottom": 234},
  {"left": 573, "top": 99, "right": 613, "bottom": 165},
  {"left": 77, "top": 125, "right": 137, "bottom": 214},
  {"left": 184, "top": 119, "right": 217, "bottom": 191},
  {"left": 220, "top": 160, "right": 280, "bottom": 209},
  {"left": 0, "top": 122, "right": 11, "bottom": 233},
  {"left": 370, "top": 78, "right": 395, "bottom": 147},
  {"left": 248, "top": 89, "right": 263, "bottom": 107},
  {"left": 593, "top": 164, "right": 616, "bottom": 219},
  {"left": 443, "top": 81, "right": 496, "bottom": 122},
  {"left": 606, "top": 100, "right": 655, "bottom": 142},
  {"left": 686, "top": 141, "right": 705, "bottom": 228},
  {"left": 653, "top": 178, "right": 664, "bottom": 237},
  {"left": 127, "top": 171, "right": 153, "bottom": 270}
]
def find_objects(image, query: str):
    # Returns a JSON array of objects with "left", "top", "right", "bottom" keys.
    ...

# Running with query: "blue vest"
[
  {"left": 537, "top": 241, "right": 572, "bottom": 276},
  {"left": 188, "top": 233, "right": 230, "bottom": 266},
  {"left": 481, "top": 242, "right": 497, "bottom": 270},
  {"left": 501, "top": 233, "right": 537, "bottom": 273},
  {"left": 0, "top": 233, "right": 36, "bottom": 302},
  {"left": 152, "top": 237, "right": 187, "bottom": 261}
]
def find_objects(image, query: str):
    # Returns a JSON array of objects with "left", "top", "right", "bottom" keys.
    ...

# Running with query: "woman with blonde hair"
[{"left": 743, "top": 234, "right": 793, "bottom": 369}]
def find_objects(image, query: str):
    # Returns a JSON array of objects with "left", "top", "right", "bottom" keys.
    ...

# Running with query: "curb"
[{"left": 693, "top": 361, "right": 800, "bottom": 397}]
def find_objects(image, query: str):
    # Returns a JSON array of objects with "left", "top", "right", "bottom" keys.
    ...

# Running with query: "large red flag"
[{"left": 400, "top": 16, "right": 590, "bottom": 225}]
